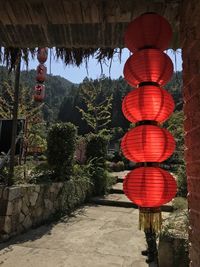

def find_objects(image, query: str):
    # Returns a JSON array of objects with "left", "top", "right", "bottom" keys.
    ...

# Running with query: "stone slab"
[{"left": 0, "top": 205, "right": 149, "bottom": 267}]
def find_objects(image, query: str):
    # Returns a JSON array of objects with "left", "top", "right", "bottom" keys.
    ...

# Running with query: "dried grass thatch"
[{"left": 0, "top": 47, "right": 123, "bottom": 71}]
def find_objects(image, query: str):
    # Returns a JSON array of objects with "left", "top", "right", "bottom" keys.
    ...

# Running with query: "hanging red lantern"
[
  {"left": 37, "top": 48, "right": 48, "bottom": 64},
  {"left": 124, "top": 13, "right": 172, "bottom": 52},
  {"left": 123, "top": 167, "right": 177, "bottom": 207},
  {"left": 36, "top": 64, "right": 47, "bottom": 83},
  {"left": 121, "top": 13, "right": 176, "bottom": 233},
  {"left": 122, "top": 85, "right": 175, "bottom": 123},
  {"left": 34, "top": 84, "right": 45, "bottom": 102},
  {"left": 123, "top": 49, "right": 173, "bottom": 87},
  {"left": 121, "top": 125, "right": 175, "bottom": 162}
]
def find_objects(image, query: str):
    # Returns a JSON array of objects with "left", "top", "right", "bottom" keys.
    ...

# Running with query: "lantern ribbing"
[{"left": 121, "top": 13, "right": 177, "bottom": 233}]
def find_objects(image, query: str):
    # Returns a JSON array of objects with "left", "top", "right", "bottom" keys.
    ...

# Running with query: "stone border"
[{"left": 0, "top": 181, "right": 89, "bottom": 242}]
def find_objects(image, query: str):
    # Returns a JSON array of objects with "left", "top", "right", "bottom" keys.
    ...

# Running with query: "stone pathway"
[{"left": 0, "top": 205, "right": 151, "bottom": 267}]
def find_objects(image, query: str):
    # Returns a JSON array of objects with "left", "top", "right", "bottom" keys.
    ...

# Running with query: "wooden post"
[{"left": 8, "top": 53, "right": 21, "bottom": 186}]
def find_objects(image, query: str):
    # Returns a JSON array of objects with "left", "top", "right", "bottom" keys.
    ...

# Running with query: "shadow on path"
[{"left": 0, "top": 206, "right": 87, "bottom": 251}]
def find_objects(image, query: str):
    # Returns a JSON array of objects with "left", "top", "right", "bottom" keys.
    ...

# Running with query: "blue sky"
[{"left": 23, "top": 48, "right": 182, "bottom": 84}]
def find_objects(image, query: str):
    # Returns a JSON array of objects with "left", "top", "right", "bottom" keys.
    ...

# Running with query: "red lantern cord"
[
  {"left": 121, "top": 125, "right": 175, "bottom": 162},
  {"left": 122, "top": 85, "right": 175, "bottom": 123},
  {"left": 123, "top": 167, "right": 177, "bottom": 207},
  {"left": 123, "top": 49, "right": 173, "bottom": 88},
  {"left": 124, "top": 13, "right": 172, "bottom": 52}
]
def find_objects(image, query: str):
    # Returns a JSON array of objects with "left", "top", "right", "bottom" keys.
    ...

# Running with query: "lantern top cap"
[{"left": 124, "top": 13, "right": 173, "bottom": 52}]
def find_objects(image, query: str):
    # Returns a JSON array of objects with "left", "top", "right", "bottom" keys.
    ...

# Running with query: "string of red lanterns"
[
  {"left": 34, "top": 48, "right": 48, "bottom": 102},
  {"left": 122, "top": 13, "right": 177, "bottom": 232}
]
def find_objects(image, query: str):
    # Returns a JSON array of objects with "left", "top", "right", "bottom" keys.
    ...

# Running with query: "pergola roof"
[{"left": 0, "top": 0, "right": 181, "bottom": 66}]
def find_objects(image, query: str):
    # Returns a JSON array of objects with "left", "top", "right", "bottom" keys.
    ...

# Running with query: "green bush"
[
  {"left": 86, "top": 133, "right": 108, "bottom": 166},
  {"left": 47, "top": 122, "right": 77, "bottom": 181},
  {"left": 60, "top": 163, "right": 93, "bottom": 212},
  {"left": 176, "top": 164, "right": 187, "bottom": 197},
  {"left": 113, "top": 161, "right": 124, "bottom": 172},
  {"left": 173, "top": 197, "right": 188, "bottom": 211},
  {"left": 85, "top": 133, "right": 111, "bottom": 195},
  {"left": 88, "top": 160, "right": 112, "bottom": 195},
  {"left": 106, "top": 161, "right": 125, "bottom": 172},
  {"left": 106, "top": 173, "right": 118, "bottom": 189}
]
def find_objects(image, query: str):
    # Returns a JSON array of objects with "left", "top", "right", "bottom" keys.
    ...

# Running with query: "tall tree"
[{"left": 77, "top": 81, "right": 113, "bottom": 135}]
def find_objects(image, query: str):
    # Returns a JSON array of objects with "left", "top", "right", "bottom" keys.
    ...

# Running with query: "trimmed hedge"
[
  {"left": 47, "top": 122, "right": 77, "bottom": 180},
  {"left": 86, "top": 133, "right": 110, "bottom": 195},
  {"left": 86, "top": 133, "right": 108, "bottom": 165}
]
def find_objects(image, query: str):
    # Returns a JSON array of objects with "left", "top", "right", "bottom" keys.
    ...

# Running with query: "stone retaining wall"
[{"left": 0, "top": 182, "right": 88, "bottom": 242}]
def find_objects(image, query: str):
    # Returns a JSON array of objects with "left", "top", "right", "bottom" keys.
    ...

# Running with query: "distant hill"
[
  {"left": 20, "top": 69, "right": 77, "bottom": 121},
  {"left": 0, "top": 66, "right": 76, "bottom": 121},
  {"left": 0, "top": 66, "right": 182, "bottom": 124}
]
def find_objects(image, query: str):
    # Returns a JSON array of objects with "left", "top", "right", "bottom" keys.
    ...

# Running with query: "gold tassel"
[{"left": 139, "top": 207, "right": 162, "bottom": 233}]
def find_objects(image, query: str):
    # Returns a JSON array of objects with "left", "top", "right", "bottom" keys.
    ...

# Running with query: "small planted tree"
[
  {"left": 77, "top": 81, "right": 113, "bottom": 136},
  {"left": 77, "top": 80, "right": 113, "bottom": 195},
  {"left": 47, "top": 122, "right": 77, "bottom": 180}
]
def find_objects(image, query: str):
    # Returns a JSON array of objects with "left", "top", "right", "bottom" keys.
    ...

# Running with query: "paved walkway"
[{"left": 0, "top": 205, "right": 151, "bottom": 267}]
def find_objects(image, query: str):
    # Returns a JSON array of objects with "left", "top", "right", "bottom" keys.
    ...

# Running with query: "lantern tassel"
[{"left": 139, "top": 207, "right": 162, "bottom": 233}]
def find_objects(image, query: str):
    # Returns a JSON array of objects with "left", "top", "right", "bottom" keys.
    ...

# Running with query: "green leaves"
[
  {"left": 47, "top": 122, "right": 77, "bottom": 180},
  {"left": 77, "top": 81, "right": 113, "bottom": 135}
]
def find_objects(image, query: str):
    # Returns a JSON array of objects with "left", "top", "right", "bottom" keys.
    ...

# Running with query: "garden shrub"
[
  {"left": 176, "top": 164, "right": 187, "bottom": 197},
  {"left": 106, "top": 161, "right": 125, "bottom": 172},
  {"left": 112, "top": 151, "right": 122, "bottom": 163},
  {"left": 172, "top": 197, "right": 188, "bottom": 211},
  {"left": 85, "top": 133, "right": 111, "bottom": 195},
  {"left": 47, "top": 122, "right": 77, "bottom": 180},
  {"left": 60, "top": 163, "right": 93, "bottom": 212},
  {"left": 86, "top": 133, "right": 108, "bottom": 166},
  {"left": 114, "top": 161, "right": 124, "bottom": 172}
]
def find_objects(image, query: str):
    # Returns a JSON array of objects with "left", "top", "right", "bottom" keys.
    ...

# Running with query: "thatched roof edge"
[{"left": 0, "top": 47, "right": 123, "bottom": 70}]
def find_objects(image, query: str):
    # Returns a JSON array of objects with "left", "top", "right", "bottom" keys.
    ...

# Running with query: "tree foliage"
[
  {"left": 0, "top": 66, "right": 75, "bottom": 122},
  {"left": 47, "top": 122, "right": 77, "bottom": 180},
  {"left": 165, "top": 111, "right": 187, "bottom": 197},
  {"left": 0, "top": 81, "right": 43, "bottom": 120},
  {"left": 77, "top": 81, "right": 113, "bottom": 135},
  {"left": 58, "top": 76, "right": 131, "bottom": 134}
]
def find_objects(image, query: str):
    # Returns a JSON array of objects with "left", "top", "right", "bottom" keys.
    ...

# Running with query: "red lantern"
[
  {"left": 124, "top": 13, "right": 172, "bottom": 52},
  {"left": 121, "top": 125, "right": 175, "bottom": 162},
  {"left": 34, "top": 84, "right": 45, "bottom": 102},
  {"left": 123, "top": 167, "right": 177, "bottom": 207},
  {"left": 36, "top": 64, "right": 47, "bottom": 83},
  {"left": 123, "top": 49, "right": 173, "bottom": 87},
  {"left": 37, "top": 48, "right": 48, "bottom": 64},
  {"left": 122, "top": 85, "right": 175, "bottom": 123}
]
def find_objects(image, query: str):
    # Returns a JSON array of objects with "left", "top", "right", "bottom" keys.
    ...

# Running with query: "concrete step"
[
  {"left": 117, "top": 177, "right": 124, "bottom": 183},
  {"left": 110, "top": 188, "right": 124, "bottom": 194},
  {"left": 89, "top": 195, "right": 137, "bottom": 208},
  {"left": 89, "top": 194, "right": 173, "bottom": 212},
  {"left": 110, "top": 183, "right": 124, "bottom": 194},
  {"left": 111, "top": 171, "right": 129, "bottom": 184}
]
